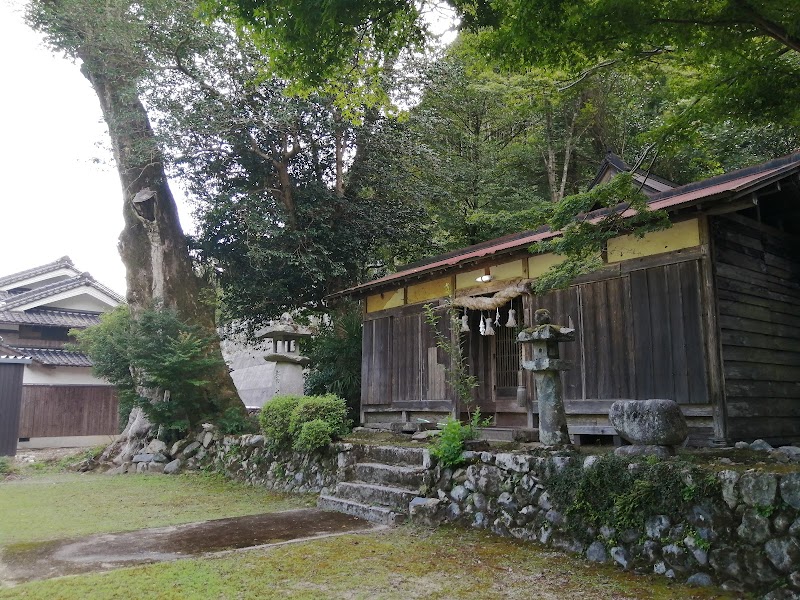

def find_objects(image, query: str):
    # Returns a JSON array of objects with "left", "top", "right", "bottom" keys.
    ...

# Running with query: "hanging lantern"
[
  {"left": 484, "top": 312, "right": 495, "bottom": 336},
  {"left": 479, "top": 314, "right": 486, "bottom": 335},
  {"left": 506, "top": 308, "right": 517, "bottom": 328},
  {"left": 460, "top": 311, "right": 470, "bottom": 333}
]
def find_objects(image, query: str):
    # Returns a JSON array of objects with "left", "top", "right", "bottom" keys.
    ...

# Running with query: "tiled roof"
[
  {"left": 0, "top": 274, "right": 124, "bottom": 310},
  {"left": 0, "top": 256, "right": 76, "bottom": 288},
  {"left": 0, "top": 308, "right": 102, "bottom": 328},
  {"left": 336, "top": 151, "right": 800, "bottom": 297},
  {"left": 0, "top": 343, "right": 32, "bottom": 363},
  {"left": 10, "top": 347, "right": 94, "bottom": 367}
]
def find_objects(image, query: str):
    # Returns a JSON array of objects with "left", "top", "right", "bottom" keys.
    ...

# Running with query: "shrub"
[
  {"left": 289, "top": 394, "right": 350, "bottom": 439},
  {"left": 259, "top": 394, "right": 350, "bottom": 453},
  {"left": 71, "top": 305, "right": 238, "bottom": 438},
  {"left": 258, "top": 395, "right": 303, "bottom": 451},
  {"left": 430, "top": 409, "right": 492, "bottom": 468},
  {"left": 217, "top": 406, "right": 260, "bottom": 435},
  {"left": 294, "top": 419, "right": 334, "bottom": 452},
  {"left": 430, "top": 417, "right": 471, "bottom": 467}
]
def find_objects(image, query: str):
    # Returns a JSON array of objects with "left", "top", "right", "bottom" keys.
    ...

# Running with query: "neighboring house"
[
  {"left": 335, "top": 152, "right": 800, "bottom": 447},
  {"left": 0, "top": 256, "right": 124, "bottom": 445}
]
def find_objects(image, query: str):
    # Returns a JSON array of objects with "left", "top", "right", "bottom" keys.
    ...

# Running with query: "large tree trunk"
[{"left": 78, "top": 58, "right": 243, "bottom": 454}]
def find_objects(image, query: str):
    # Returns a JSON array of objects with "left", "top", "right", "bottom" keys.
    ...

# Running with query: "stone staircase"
[{"left": 318, "top": 445, "right": 429, "bottom": 526}]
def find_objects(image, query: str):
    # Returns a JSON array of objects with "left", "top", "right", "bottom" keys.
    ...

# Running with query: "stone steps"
[
  {"left": 318, "top": 445, "right": 429, "bottom": 526},
  {"left": 354, "top": 462, "right": 426, "bottom": 489},
  {"left": 334, "top": 481, "right": 419, "bottom": 513},
  {"left": 357, "top": 445, "right": 429, "bottom": 467},
  {"left": 317, "top": 495, "right": 406, "bottom": 526}
]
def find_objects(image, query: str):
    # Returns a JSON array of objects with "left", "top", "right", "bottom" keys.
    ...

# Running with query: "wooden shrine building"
[{"left": 334, "top": 153, "right": 800, "bottom": 446}]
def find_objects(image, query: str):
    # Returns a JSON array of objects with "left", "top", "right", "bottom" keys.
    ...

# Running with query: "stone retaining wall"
[
  {"left": 413, "top": 450, "right": 800, "bottom": 598},
  {"left": 137, "top": 428, "right": 799, "bottom": 598}
]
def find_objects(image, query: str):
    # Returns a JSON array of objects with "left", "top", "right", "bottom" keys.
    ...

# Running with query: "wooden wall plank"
[
  {"left": 712, "top": 214, "right": 800, "bottom": 442},
  {"left": 630, "top": 269, "right": 655, "bottom": 399},
  {"left": 18, "top": 385, "right": 118, "bottom": 438}
]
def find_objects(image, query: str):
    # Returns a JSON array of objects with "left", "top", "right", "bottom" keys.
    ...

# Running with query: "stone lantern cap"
[
  {"left": 263, "top": 353, "right": 311, "bottom": 366},
  {"left": 518, "top": 309, "right": 575, "bottom": 372},
  {"left": 517, "top": 323, "right": 576, "bottom": 344},
  {"left": 256, "top": 313, "right": 313, "bottom": 342}
]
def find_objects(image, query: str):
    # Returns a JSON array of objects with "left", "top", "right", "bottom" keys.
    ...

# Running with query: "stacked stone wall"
[{"left": 147, "top": 429, "right": 799, "bottom": 597}]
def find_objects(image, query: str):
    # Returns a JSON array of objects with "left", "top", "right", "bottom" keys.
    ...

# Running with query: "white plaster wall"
[
  {"left": 23, "top": 365, "right": 107, "bottom": 385},
  {"left": 39, "top": 293, "right": 114, "bottom": 312}
]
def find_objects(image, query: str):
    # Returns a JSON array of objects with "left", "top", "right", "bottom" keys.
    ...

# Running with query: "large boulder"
[{"left": 609, "top": 399, "right": 688, "bottom": 446}]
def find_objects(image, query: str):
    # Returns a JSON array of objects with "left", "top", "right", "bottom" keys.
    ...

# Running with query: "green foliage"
[
  {"left": 545, "top": 454, "right": 720, "bottom": 541},
  {"left": 71, "top": 305, "right": 234, "bottom": 437},
  {"left": 430, "top": 409, "right": 492, "bottom": 468},
  {"left": 258, "top": 395, "right": 303, "bottom": 452},
  {"left": 430, "top": 417, "right": 473, "bottom": 468},
  {"left": 216, "top": 407, "right": 260, "bottom": 436},
  {"left": 202, "top": 0, "right": 425, "bottom": 91},
  {"left": 475, "top": 173, "right": 672, "bottom": 295},
  {"left": 294, "top": 419, "right": 334, "bottom": 453},
  {"left": 0, "top": 457, "right": 14, "bottom": 476},
  {"left": 453, "top": 0, "right": 800, "bottom": 129},
  {"left": 68, "top": 306, "right": 136, "bottom": 429},
  {"left": 303, "top": 303, "right": 362, "bottom": 422},
  {"left": 756, "top": 504, "right": 776, "bottom": 518},
  {"left": 258, "top": 394, "right": 350, "bottom": 453},
  {"left": 289, "top": 394, "right": 351, "bottom": 440}
]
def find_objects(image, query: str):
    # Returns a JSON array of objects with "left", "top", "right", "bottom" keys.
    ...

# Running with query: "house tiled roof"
[
  {"left": 0, "top": 343, "right": 32, "bottom": 363},
  {"left": 10, "top": 347, "right": 94, "bottom": 367},
  {"left": 0, "top": 308, "right": 102, "bottom": 328},
  {"left": 0, "top": 256, "right": 76, "bottom": 288},
  {"left": 0, "top": 273, "right": 124, "bottom": 310},
  {"left": 335, "top": 151, "right": 800, "bottom": 298}
]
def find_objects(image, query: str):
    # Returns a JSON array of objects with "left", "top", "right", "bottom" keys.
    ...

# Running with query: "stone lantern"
[
  {"left": 257, "top": 313, "right": 313, "bottom": 399},
  {"left": 518, "top": 308, "right": 575, "bottom": 446}
]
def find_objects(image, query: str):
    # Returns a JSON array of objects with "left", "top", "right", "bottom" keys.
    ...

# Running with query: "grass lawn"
[
  {"left": 0, "top": 526, "right": 737, "bottom": 599},
  {"left": 0, "top": 471, "right": 315, "bottom": 545},
  {"left": 0, "top": 463, "right": 737, "bottom": 599}
]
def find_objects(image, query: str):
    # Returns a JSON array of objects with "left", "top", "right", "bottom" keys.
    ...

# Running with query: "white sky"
[
  {"left": 0, "top": 0, "right": 193, "bottom": 297},
  {"left": 0, "top": 1, "right": 456, "bottom": 299}
]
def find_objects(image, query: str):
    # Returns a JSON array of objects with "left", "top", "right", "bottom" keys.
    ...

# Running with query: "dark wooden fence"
[
  {"left": 18, "top": 385, "right": 119, "bottom": 438},
  {"left": 0, "top": 361, "right": 27, "bottom": 456}
]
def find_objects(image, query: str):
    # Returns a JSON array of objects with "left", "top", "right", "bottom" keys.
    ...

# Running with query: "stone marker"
[
  {"left": 609, "top": 398, "right": 688, "bottom": 446},
  {"left": 518, "top": 309, "right": 575, "bottom": 446}
]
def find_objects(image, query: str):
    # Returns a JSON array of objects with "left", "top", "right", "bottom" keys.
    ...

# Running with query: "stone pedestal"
[{"left": 518, "top": 309, "right": 575, "bottom": 446}]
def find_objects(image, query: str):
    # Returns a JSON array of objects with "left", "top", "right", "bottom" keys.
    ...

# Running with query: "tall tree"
[
  {"left": 26, "top": 0, "right": 243, "bottom": 443},
  {"left": 209, "top": 0, "right": 800, "bottom": 129}
]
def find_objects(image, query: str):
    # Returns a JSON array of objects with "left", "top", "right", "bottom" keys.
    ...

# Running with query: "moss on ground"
[{"left": 0, "top": 527, "right": 738, "bottom": 600}]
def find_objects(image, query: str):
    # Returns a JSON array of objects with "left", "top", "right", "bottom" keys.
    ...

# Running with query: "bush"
[
  {"left": 217, "top": 407, "right": 260, "bottom": 435},
  {"left": 258, "top": 395, "right": 303, "bottom": 451},
  {"left": 0, "top": 457, "right": 13, "bottom": 475},
  {"left": 430, "top": 417, "right": 472, "bottom": 468},
  {"left": 258, "top": 394, "right": 350, "bottom": 453},
  {"left": 289, "top": 394, "right": 350, "bottom": 439},
  {"left": 294, "top": 419, "right": 334, "bottom": 452},
  {"left": 430, "top": 409, "right": 492, "bottom": 468},
  {"left": 71, "top": 305, "right": 238, "bottom": 438}
]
